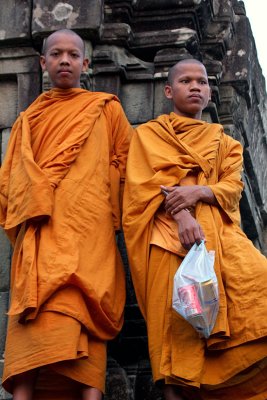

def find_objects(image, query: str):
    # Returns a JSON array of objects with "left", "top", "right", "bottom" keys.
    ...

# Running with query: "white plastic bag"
[{"left": 172, "top": 241, "right": 219, "bottom": 339}]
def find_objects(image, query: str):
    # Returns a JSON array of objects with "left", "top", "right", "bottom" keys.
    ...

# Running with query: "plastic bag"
[{"left": 172, "top": 241, "right": 219, "bottom": 339}]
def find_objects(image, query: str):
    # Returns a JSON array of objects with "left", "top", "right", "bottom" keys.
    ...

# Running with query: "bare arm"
[
  {"left": 161, "top": 187, "right": 206, "bottom": 249},
  {"left": 172, "top": 208, "right": 205, "bottom": 249},
  {"left": 161, "top": 184, "right": 218, "bottom": 215}
]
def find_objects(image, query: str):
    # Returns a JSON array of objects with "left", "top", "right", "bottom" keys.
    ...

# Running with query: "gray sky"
[{"left": 242, "top": 0, "right": 267, "bottom": 82}]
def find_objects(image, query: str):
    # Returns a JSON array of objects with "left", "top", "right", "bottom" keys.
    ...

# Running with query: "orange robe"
[
  {"left": 123, "top": 113, "right": 267, "bottom": 399},
  {"left": 0, "top": 88, "right": 133, "bottom": 397}
]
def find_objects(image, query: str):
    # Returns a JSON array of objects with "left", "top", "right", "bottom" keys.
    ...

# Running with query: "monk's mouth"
[{"left": 189, "top": 95, "right": 202, "bottom": 99}]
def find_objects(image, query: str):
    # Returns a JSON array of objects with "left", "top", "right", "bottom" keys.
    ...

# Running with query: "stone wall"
[{"left": 0, "top": 1, "right": 267, "bottom": 399}]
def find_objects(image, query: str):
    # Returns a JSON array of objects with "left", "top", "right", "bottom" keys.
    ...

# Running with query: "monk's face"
[
  {"left": 164, "top": 62, "right": 211, "bottom": 120},
  {"left": 40, "top": 32, "right": 89, "bottom": 89}
]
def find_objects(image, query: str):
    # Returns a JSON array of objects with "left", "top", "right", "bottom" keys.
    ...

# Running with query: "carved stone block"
[
  {"left": 0, "top": 48, "right": 41, "bottom": 119},
  {"left": 0, "top": 0, "right": 31, "bottom": 44},
  {"left": 32, "top": 0, "right": 104, "bottom": 46},
  {"left": 0, "top": 81, "right": 18, "bottom": 129},
  {"left": 120, "top": 81, "right": 153, "bottom": 124}
]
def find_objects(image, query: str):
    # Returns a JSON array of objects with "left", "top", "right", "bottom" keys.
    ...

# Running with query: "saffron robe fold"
[
  {"left": 123, "top": 113, "right": 267, "bottom": 399},
  {"left": 0, "top": 88, "right": 133, "bottom": 395}
]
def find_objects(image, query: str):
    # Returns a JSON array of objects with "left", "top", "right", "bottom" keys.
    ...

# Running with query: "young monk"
[
  {"left": 123, "top": 59, "right": 267, "bottom": 400},
  {"left": 0, "top": 29, "right": 133, "bottom": 400}
]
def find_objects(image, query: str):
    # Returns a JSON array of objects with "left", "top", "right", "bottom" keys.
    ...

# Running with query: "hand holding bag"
[{"left": 172, "top": 241, "right": 219, "bottom": 339}]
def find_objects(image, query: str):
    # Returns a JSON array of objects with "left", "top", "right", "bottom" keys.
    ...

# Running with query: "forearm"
[
  {"left": 197, "top": 185, "right": 219, "bottom": 206},
  {"left": 162, "top": 184, "right": 219, "bottom": 215}
]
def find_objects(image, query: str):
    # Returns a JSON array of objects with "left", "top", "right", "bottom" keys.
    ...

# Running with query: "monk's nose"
[
  {"left": 190, "top": 82, "right": 200, "bottom": 91},
  {"left": 60, "top": 54, "right": 70, "bottom": 65}
]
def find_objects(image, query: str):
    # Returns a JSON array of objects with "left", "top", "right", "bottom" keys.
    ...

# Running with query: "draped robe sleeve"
[{"left": 207, "top": 133, "right": 244, "bottom": 225}]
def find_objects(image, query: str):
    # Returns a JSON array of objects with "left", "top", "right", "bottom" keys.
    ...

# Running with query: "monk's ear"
[
  {"left": 164, "top": 83, "right": 173, "bottom": 100},
  {"left": 40, "top": 55, "right": 46, "bottom": 72},
  {"left": 82, "top": 58, "right": 89, "bottom": 72}
]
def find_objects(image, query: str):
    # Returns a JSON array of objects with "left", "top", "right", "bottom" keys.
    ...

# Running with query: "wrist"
[
  {"left": 172, "top": 208, "right": 191, "bottom": 222},
  {"left": 195, "top": 185, "right": 205, "bottom": 202},
  {"left": 199, "top": 185, "right": 216, "bottom": 204}
]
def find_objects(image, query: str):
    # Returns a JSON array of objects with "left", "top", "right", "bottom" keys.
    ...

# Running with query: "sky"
[{"left": 242, "top": 0, "right": 267, "bottom": 82}]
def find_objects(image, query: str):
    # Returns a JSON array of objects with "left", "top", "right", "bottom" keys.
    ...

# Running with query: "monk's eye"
[
  {"left": 200, "top": 80, "right": 208, "bottom": 85},
  {"left": 71, "top": 53, "right": 80, "bottom": 58},
  {"left": 50, "top": 51, "right": 59, "bottom": 57},
  {"left": 180, "top": 79, "right": 189, "bottom": 84}
]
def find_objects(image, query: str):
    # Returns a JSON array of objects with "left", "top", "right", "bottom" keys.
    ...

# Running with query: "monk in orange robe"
[
  {"left": 0, "top": 29, "right": 133, "bottom": 400},
  {"left": 123, "top": 59, "right": 267, "bottom": 400}
]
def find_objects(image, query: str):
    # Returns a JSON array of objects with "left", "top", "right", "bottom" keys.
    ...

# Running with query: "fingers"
[
  {"left": 161, "top": 187, "right": 184, "bottom": 214},
  {"left": 164, "top": 194, "right": 185, "bottom": 214},
  {"left": 163, "top": 189, "right": 188, "bottom": 214},
  {"left": 160, "top": 185, "right": 175, "bottom": 193},
  {"left": 178, "top": 222, "right": 205, "bottom": 250},
  {"left": 180, "top": 229, "right": 201, "bottom": 249},
  {"left": 161, "top": 186, "right": 198, "bottom": 214},
  {"left": 166, "top": 203, "right": 186, "bottom": 215}
]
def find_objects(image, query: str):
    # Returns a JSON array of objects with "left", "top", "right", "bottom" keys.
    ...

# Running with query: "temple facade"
[{"left": 0, "top": 1, "right": 267, "bottom": 398}]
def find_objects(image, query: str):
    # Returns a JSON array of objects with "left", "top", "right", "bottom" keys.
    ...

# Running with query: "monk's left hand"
[{"left": 161, "top": 185, "right": 201, "bottom": 215}]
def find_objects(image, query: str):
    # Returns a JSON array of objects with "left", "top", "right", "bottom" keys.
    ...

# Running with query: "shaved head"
[
  {"left": 40, "top": 28, "right": 89, "bottom": 89},
  {"left": 42, "top": 29, "right": 85, "bottom": 56},
  {"left": 164, "top": 58, "right": 211, "bottom": 119},
  {"left": 167, "top": 59, "right": 206, "bottom": 85}
]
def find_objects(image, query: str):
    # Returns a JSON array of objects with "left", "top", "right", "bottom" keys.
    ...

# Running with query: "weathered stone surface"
[
  {"left": 240, "top": 171, "right": 263, "bottom": 244},
  {"left": 0, "top": 48, "right": 40, "bottom": 75},
  {"left": 102, "top": 23, "right": 133, "bottom": 46},
  {"left": 0, "top": 234, "right": 9, "bottom": 398},
  {"left": 0, "top": 231, "right": 11, "bottom": 292},
  {"left": 0, "top": 81, "right": 17, "bottom": 129},
  {"left": 220, "top": 11, "right": 267, "bottom": 230},
  {"left": 134, "top": 360, "right": 163, "bottom": 400},
  {"left": 0, "top": 47, "right": 41, "bottom": 120},
  {"left": 0, "top": 384, "right": 12, "bottom": 400},
  {"left": 132, "top": 28, "right": 199, "bottom": 54},
  {"left": 32, "top": 0, "right": 103, "bottom": 47},
  {"left": 120, "top": 81, "right": 153, "bottom": 124},
  {"left": 0, "top": 0, "right": 31, "bottom": 44},
  {"left": 105, "top": 358, "right": 133, "bottom": 400},
  {"left": 0, "top": 130, "right": 11, "bottom": 163},
  {"left": 93, "top": 45, "right": 154, "bottom": 117},
  {"left": 136, "top": 0, "right": 199, "bottom": 9},
  {"left": 0, "top": 292, "right": 9, "bottom": 358},
  {"left": 104, "top": 0, "right": 133, "bottom": 27}
]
